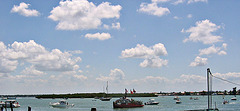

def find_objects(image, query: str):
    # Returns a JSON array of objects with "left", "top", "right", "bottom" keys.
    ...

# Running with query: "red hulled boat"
[{"left": 113, "top": 97, "right": 144, "bottom": 108}]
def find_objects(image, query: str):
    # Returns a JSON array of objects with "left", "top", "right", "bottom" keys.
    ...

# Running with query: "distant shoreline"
[{"left": 0, "top": 90, "right": 238, "bottom": 99}]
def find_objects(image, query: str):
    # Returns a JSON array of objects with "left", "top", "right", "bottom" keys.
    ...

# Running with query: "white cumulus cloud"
[
  {"left": 96, "top": 68, "right": 125, "bottom": 82},
  {"left": 112, "top": 22, "right": 121, "bottom": 29},
  {"left": 183, "top": 19, "right": 222, "bottom": 44},
  {"left": 190, "top": 56, "right": 208, "bottom": 67},
  {"left": 85, "top": 32, "right": 111, "bottom": 40},
  {"left": 0, "top": 40, "right": 82, "bottom": 74},
  {"left": 21, "top": 66, "right": 46, "bottom": 76},
  {"left": 48, "top": 0, "right": 122, "bottom": 30},
  {"left": 11, "top": 2, "right": 40, "bottom": 17},
  {"left": 199, "top": 44, "right": 227, "bottom": 56},
  {"left": 121, "top": 43, "right": 168, "bottom": 68},
  {"left": 188, "top": 0, "right": 208, "bottom": 4},
  {"left": 138, "top": 2, "right": 170, "bottom": 17},
  {"left": 140, "top": 57, "right": 168, "bottom": 68}
]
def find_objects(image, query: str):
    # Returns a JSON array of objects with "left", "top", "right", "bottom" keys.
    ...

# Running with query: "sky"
[{"left": 0, "top": 0, "right": 240, "bottom": 95}]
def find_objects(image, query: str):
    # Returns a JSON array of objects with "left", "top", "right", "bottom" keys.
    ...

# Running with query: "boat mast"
[{"left": 106, "top": 81, "right": 108, "bottom": 94}]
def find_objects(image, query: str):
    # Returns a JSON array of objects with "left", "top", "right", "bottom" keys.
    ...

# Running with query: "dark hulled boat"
[{"left": 113, "top": 97, "right": 144, "bottom": 108}]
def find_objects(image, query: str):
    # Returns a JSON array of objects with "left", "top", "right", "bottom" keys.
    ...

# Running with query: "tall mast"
[{"left": 106, "top": 81, "right": 108, "bottom": 94}]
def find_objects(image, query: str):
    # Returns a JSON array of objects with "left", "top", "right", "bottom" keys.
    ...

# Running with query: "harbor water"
[{"left": 4, "top": 95, "right": 240, "bottom": 111}]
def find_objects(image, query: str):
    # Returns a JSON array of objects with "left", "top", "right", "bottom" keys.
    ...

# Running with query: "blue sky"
[{"left": 0, "top": 0, "right": 240, "bottom": 94}]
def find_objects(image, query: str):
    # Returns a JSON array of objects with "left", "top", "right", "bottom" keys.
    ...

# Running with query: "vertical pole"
[
  {"left": 28, "top": 106, "right": 31, "bottom": 111},
  {"left": 4, "top": 102, "right": 7, "bottom": 111},
  {"left": 207, "top": 68, "right": 210, "bottom": 110},
  {"left": 10, "top": 102, "right": 13, "bottom": 111}
]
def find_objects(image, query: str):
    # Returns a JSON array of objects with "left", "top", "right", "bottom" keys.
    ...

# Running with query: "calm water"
[{"left": 4, "top": 95, "right": 240, "bottom": 111}]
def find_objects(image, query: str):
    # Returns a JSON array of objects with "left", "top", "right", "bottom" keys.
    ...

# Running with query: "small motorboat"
[
  {"left": 100, "top": 97, "right": 111, "bottom": 101},
  {"left": 113, "top": 97, "right": 144, "bottom": 108},
  {"left": 173, "top": 96, "right": 179, "bottom": 100},
  {"left": 193, "top": 97, "right": 199, "bottom": 100},
  {"left": 231, "top": 97, "right": 237, "bottom": 100},
  {"left": 144, "top": 99, "right": 159, "bottom": 105},
  {"left": 1, "top": 100, "right": 20, "bottom": 108},
  {"left": 223, "top": 100, "right": 229, "bottom": 104},
  {"left": 50, "top": 100, "right": 74, "bottom": 108},
  {"left": 176, "top": 99, "right": 181, "bottom": 104}
]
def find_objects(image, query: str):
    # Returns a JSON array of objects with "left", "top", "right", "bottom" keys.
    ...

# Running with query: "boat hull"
[
  {"left": 113, "top": 102, "right": 144, "bottom": 108},
  {"left": 145, "top": 102, "right": 159, "bottom": 105}
]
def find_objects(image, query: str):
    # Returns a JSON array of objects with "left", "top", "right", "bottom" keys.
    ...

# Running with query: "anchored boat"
[
  {"left": 49, "top": 100, "right": 74, "bottom": 108},
  {"left": 144, "top": 99, "right": 159, "bottom": 105},
  {"left": 113, "top": 97, "right": 144, "bottom": 108}
]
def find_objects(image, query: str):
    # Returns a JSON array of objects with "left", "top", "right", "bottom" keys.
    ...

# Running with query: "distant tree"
[
  {"left": 233, "top": 87, "right": 237, "bottom": 95},
  {"left": 224, "top": 90, "right": 227, "bottom": 95}
]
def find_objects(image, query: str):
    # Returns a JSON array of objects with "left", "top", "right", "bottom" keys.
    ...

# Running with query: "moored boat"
[
  {"left": 173, "top": 96, "right": 179, "bottom": 100},
  {"left": 50, "top": 100, "right": 74, "bottom": 108},
  {"left": 176, "top": 99, "right": 181, "bottom": 104},
  {"left": 1, "top": 100, "right": 20, "bottom": 108},
  {"left": 231, "top": 97, "right": 237, "bottom": 100},
  {"left": 113, "top": 97, "right": 144, "bottom": 108},
  {"left": 144, "top": 99, "right": 159, "bottom": 105},
  {"left": 100, "top": 97, "right": 111, "bottom": 101}
]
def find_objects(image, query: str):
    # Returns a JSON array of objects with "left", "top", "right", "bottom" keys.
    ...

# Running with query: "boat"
[
  {"left": 0, "top": 100, "right": 20, "bottom": 108},
  {"left": 176, "top": 99, "right": 181, "bottom": 104},
  {"left": 1, "top": 97, "right": 7, "bottom": 100},
  {"left": 222, "top": 100, "right": 229, "bottom": 104},
  {"left": 194, "top": 97, "right": 199, "bottom": 100},
  {"left": 173, "top": 96, "right": 179, "bottom": 100},
  {"left": 231, "top": 97, "right": 237, "bottom": 100},
  {"left": 113, "top": 97, "right": 144, "bottom": 108},
  {"left": 144, "top": 99, "right": 159, "bottom": 105},
  {"left": 100, "top": 81, "right": 111, "bottom": 101},
  {"left": 100, "top": 97, "right": 111, "bottom": 101},
  {"left": 49, "top": 100, "right": 74, "bottom": 108}
]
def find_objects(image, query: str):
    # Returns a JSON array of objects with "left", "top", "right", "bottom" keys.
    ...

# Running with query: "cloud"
[
  {"left": 121, "top": 43, "right": 168, "bottom": 68},
  {"left": 190, "top": 56, "right": 208, "bottom": 67},
  {"left": 187, "top": 14, "right": 192, "bottom": 18},
  {"left": 199, "top": 44, "right": 227, "bottom": 56},
  {"left": 73, "top": 74, "right": 87, "bottom": 80},
  {"left": 121, "top": 43, "right": 167, "bottom": 58},
  {"left": 21, "top": 66, "right": 46, "bottom": 76},
  {"left": 96, "top": 68, "right": 125, "bottom": 82},
  {"left": 176, "top": 74, "right": 205, "bottom": 84},
  {"left": 0, "top": 40, "right": 82, "bottom": 74},
  {"left": 112, "top": 22, "right": 121, "bottom": 29},
  {"left": 183, "top": 19, "right": 222, "bottom": 44},
  {"left": 173, "top": 0, "right": 185, "bottom": 5},
  {"left": 68, "top": 50, "right": 83, "bottom": 54},
  {"left": 11, "top": 2, "right": 40, "bottom": 17},
  {"left": 138, "top": 2, "right": 170, "bottom": 17},
  {"left": 48, "top": 0, "right": 122, "bottom": 30},
  {"left": 85, "top": 32, "right": 111, "bottom": 40},
  {"left": 173, "top": 16, "right": 181, "bottom": 20},
  {"left": 213, "top": 72, "right": 240, "bottom": 81},
  {"left": 187, "top": 0, "right": 208, "bottom": 4},
  {"left": 140, "top": 57, "right": 168, "bottom": 68},
  {"left": 152, "top": 0, "right": 170, "bottom": 3}
]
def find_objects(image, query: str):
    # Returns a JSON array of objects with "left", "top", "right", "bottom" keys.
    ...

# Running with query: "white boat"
[
  {"left": 173, "top": 96, "right": 179, "bottom": 100},
  {"left": 176, "top": 99, "right": 181, "bottom": 104},
  {"left": 144, "top": 99, "right": 159, "bottom": 105},
  {"left": 231, "top": 97, "right": 237, "bottom": 100},
  {"left": 50, "top": 100, "right": 74, "bottom": 108},
  {"left": 1, "top": 100, "right": 20, "bottom": 108}
]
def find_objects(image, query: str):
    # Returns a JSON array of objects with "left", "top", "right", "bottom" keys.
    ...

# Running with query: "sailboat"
[{"left": 100, "top": 81, "right": 112, "bottom": 101}]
